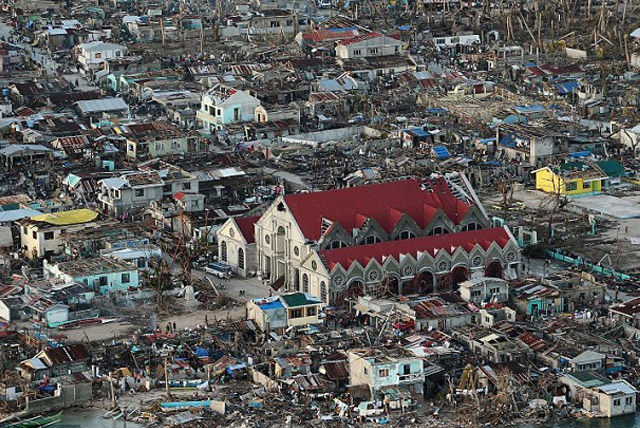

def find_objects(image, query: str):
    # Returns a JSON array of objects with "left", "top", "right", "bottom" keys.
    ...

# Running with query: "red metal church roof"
[
  {"left": 283, "top": 178, "right": 471, "bottom": 241},
  {"left": 318, "top": 226, "right": 512, "bottom": 271},
  {"left": 235, "top": 216, "right": 260, "bottom": 244}
]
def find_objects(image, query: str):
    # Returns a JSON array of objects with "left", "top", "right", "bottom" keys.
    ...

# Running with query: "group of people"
[{"left": 165, "top": 321, "right": 177, "bottom": 333}]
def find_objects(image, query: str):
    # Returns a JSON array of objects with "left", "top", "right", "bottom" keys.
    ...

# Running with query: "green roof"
[
  {"left": 559, "top": 161, "right": 585, "bottom": 171},
  {"left": 280, "top": 293, "right": 322, "bottom": 308},
  {"left": 567, "top": 371, "right": 610, "bottom": 387},
  {"left": 596, "top": 160, "right": 625, "bottom": 177}
]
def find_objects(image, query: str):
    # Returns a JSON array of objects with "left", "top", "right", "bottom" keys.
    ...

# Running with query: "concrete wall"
[
  {"left": 21, "top": 224, "right": 62, "bottom": 259},
  {"left": 565, "top": 47, "right": 587, "bottom": 59},
  {"left": 26, "top": 382, "right": 92, "bottom": 415},
  {"left": 281, "top": 126, "right": 382, "bottom": 147},
  {"left": 250, "top": 368, "right": 279, "bottom": 391},
  {"left": 286, "top": 305, "right": 320, "bottom": 327},
  {"left": 348, "top": 352, "right": 373, "bottom": 387}
]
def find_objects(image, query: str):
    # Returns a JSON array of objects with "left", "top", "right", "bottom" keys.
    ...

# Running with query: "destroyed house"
[
  {"left": 0, "top": 144, "right": 53, "bottom": 170},
  {"left": 495, "top": 123, "right": 568, "bottom": 167},
  {"left": 17, "top": 344, "right": 89, "bottom": 381},
  {"left": 10, "top": 79, "right": 72, "bottom": 105},
  {"left": 348, "top": 347, "right": 424, "bottom": 398},
  {"left": 458, "top": 277, "right": 509, "bottom": 305},
  {"left": 43, "top": 256, "right": 139, "bottom": 294},
  {"left": 51, "top": 135, "right": 91, "bottom": 159},
  {"left": 319, "top": 352, "right": 349, "bottom": 386},
  {"left": 409, "top": 294, "right": 475, "bottom": 331},
  {"left": 117, "top": 121, "right": 194, "bottom": 159},
  {"left": 511, "top": 274, "right": 604, "bottom": 317},
  {"left": 74, "top": 98, "right": 130, "bottom": 121},
  {"left": 339, "top": 55, "right": 417, "bottom": 81},
  {"left": 476, "top": 361, "right": 531, "bottom": 393},
  {"left": 97, "top": 171, "right": 164, "bottom": 216},
  {"left": 610, "top": 297, "right": 640, "bottom": 328},
  {"left": 453, "top": 326, "right": 533, "bottom": 363},
  {"left": 274, "top": 354, "right": 312, "bottom": 378},
  {"left": 198, "top": 85, "right": 261, "bottom": 131},
  {"left": 247, "top": 9, "right": 309, "bottom": 36},
  {"left": 18, "top": 209, "right": 99, "bottom": 259},
  {"left": 335, "top": 33, "right": 404, "bottom": 59}
]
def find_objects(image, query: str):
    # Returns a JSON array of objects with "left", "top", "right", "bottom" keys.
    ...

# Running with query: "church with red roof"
[{"left": 216, "top": 174, "right": 521, "bottom": 305}]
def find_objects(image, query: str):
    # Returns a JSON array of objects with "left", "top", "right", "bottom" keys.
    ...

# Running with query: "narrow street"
[{"left": 0, "top": 19, "right": 95, "bottom": 90}]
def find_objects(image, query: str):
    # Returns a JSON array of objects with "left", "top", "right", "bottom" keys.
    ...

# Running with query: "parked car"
[{"left": 204, "top": 262, "right": 233, "bottom": 279}]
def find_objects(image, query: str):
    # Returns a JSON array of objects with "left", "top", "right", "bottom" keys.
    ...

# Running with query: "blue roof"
[
  {"left": 555, "top": 80, "right": 579, "bottom": 94},
  {"left": 433, "top": 145, "right": 450, "bottom": 159},
  {"left": 403, "top": 127, "right": 429, "bottom": 137},
  {"left": 479, "top": 138, "right": 496, "bottom": 144},
  {"left": 0, "top": 208, "right": 43, "bottom": 223}
]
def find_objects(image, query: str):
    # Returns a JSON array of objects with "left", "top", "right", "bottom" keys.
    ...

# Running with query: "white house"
[
  {"left": 77, "top": 41, "right": 128, "bottom": 69},
  {"left": 459, "top": 277, "right": 509, "bottom": 305},
  {"left": 335, "top": 33, "right": 404, "bottom": 59},
  {"left": 432, "top": 34, "right": 480, "bottom": 49},
  {"left": 197, "top": 85, "right": 261, "bottom": 131},
  {"left": 584, "top": 380, "right": 637, "bottom": 418}
]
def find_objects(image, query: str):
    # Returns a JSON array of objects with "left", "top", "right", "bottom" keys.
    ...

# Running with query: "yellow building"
[{"left": 533, "top": 163, "right": 608, "bottom": 196}]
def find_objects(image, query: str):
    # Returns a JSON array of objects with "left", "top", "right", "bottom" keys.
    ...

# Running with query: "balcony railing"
[{"left": 398, "top": 373, "right": 424, "bottom": 383}]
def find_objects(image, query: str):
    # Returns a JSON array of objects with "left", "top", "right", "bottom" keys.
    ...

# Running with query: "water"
[
  {"left": 50, "top": 408, "right": 640, "bottom": 428},
  {"left": 529, "top": 413, "right": 640, "bottom": 428},
  {"left": 52, "top": 409, "right": 144, "bottom": 428}
]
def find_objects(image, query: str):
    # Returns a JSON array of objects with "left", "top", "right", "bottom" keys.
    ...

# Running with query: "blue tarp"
[
  {"left": 256, "top": 300, "right": 284, "bottom": 310},
  {"left": 479, "top": 138, "right": 496, "bottom": 144},
  {"left": 433, "top": 146, "right": 450, "bottom": 159},
  {"left": 570, "top": 151, "right": 591, "bottom": 158},
  {"left": 194, "top": 346, "right": 209, "bottom": 357},
  {"left": 397, "top": 25, "right": 411, "bottom": 31},
  {"left": 513, "top": 104, "right": 545, "bottom": 114},
  {"left": 499, "top": 133, "right": 516, "bottom": 148},
  {"left": 426, "top": 107, "right": 448, "bottom": 114}
]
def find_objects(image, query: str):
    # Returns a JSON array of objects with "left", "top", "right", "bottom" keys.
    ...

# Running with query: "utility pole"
[
  {"left": 200, "top": 21, "right": 205, "bottom": 56},
  {"left": 160, "top": 18, "right": 166, "bottom": 46},
  {"left": 164, "top": 357, "right": 172, "bottom": 398}
]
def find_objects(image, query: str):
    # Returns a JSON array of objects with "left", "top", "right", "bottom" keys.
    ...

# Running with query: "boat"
[
  {"left": 160, "top": 400, "right": 212, "bottom": 411},
  {"left": 1, "top": 411, "right": 62, "bottom": 428}
]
